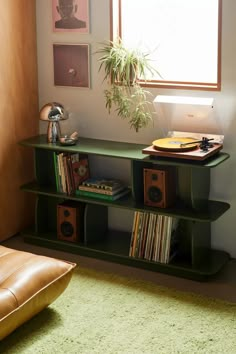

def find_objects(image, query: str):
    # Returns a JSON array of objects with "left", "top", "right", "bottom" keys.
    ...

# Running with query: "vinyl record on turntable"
[{"left": 152, "top": 137, "right": 198, "bottom": 152}]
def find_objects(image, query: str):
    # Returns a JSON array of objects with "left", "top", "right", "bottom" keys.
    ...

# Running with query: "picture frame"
[
  {"left": 52, "top": 0, "right": 89, "bottom": 33},
  {"left": 53, "top": 43, "right": 90, "bottom": 88}
]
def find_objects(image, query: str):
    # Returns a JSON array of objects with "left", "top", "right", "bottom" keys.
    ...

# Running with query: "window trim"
[{"left": 110, "top": 0, "right": 222, "bottom": 91}]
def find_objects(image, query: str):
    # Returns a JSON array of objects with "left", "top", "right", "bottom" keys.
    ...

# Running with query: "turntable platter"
[{"left": 152, "top": 137, "right": 198, "bottom": 152}]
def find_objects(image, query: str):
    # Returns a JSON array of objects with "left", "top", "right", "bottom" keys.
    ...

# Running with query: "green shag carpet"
[{"left": 1, "top": 266, "right": 236, "bottom": 354}]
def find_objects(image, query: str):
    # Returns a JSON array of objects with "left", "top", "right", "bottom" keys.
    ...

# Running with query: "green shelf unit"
[
  {"left": 19, "top": 134, "right": 230, "bottom": 281},
  {"left": 21, "top": 228, "right": 229, "bottom": 282}
]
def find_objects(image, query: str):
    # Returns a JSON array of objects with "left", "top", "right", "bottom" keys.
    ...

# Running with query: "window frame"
[{"left": 110, "top": 0, "right": 222, "bottom": 91}]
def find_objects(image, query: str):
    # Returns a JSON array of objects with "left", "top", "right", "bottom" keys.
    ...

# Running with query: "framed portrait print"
[
  {"left": 53, "top": 44, "right": 90, "bottom": 88},
  {"left": 52, "top": 0, "right": 89, "bottom": 33}
]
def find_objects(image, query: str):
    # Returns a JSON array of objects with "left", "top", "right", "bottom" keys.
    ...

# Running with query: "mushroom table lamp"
[{"left": 39, "top": 102, "right": 69, "bottom": 143}]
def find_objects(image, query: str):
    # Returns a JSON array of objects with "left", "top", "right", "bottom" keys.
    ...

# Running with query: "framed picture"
[
  {"left": 53, "top": 44, "right": 90, "bottom": 88},
  {"left": 52, "top": 0, "right": 89, "bottom": 33}
]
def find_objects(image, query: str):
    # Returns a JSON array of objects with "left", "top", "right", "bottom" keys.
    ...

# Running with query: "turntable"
[{"left": 142, "top": 131, "right": 224, "bottom": 161}]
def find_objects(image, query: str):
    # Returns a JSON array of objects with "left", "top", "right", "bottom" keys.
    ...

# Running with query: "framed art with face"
[
  {"left": 53, "top": 44, "right": 90, "bottom": 88},
  {"left": 52, "top": 0, "right": 89, "bottom": 33}
]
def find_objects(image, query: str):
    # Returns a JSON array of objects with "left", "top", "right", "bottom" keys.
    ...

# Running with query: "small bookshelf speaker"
[
  {"left": 57, "top": 201, "right": 84, "bottom": 242},
  {"left": 143, "top": 168, "right": 176, "bottom": 208}
]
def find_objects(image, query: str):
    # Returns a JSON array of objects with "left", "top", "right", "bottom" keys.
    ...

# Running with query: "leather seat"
[{"left": 0, "top": 246, "right": 76, "bottom": 340}]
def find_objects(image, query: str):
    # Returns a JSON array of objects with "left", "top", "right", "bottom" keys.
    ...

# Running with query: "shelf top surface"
[
  {"left": 19, "top": 134, "right": 230, "bottom": 167},
  {"left": 20, "top": 134, "right": 146, "bottom": 160}
]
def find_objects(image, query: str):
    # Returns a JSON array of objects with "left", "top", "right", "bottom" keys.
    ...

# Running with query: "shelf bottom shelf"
[{"left": 21, "top": 229, "right": 230, "bottom": 282}]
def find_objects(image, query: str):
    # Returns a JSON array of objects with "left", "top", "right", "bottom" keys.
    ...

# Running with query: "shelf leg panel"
[
  {"left": 35, "top": 148, "right": 57, "bottom": 187},
  {"left": 191, "top": 221, "right": 211, "bottom": 266},
  {"left": 84, "top": 204, "right": 108, "bottom": 245},
  {"left": 177, "top": 166, "right": 210, "bottom": 211},
  {"left": 131, "top": 160, "right": 151, "bottom": 201},
  {"left": 178, "top": 220, "right": 211, "bottom": 267},
  {"left": 36, "top": 195, "right": 64, "bottom": 233}
]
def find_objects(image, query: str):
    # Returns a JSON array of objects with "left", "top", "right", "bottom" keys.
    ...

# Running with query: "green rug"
[{"left": 1, "top": 266, "right": 236, "bottom": 354}]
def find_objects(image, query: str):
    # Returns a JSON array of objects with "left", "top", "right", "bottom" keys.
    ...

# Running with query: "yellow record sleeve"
[{"left": 152, "top": 137, "right": 198, "bottom": 151}]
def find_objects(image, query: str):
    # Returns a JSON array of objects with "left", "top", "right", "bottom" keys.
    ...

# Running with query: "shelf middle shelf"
[{"left": 21, "top": 181, "right": 230, "bottom": 222}]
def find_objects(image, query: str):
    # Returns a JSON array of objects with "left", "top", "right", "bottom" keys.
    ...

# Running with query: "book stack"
[
  {"left": 76, "top": 177, "right": 130, "bottom": 201},
  {"left": 53, "top": 152, "right": 90, "bottom": 195},
  {"left": 129, "top": 212, "right": 179, "bottom": 264}
]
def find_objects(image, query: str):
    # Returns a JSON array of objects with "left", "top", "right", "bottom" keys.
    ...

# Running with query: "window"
[{"left": 111, "top": 0, "right": 222, "bottom": 90}]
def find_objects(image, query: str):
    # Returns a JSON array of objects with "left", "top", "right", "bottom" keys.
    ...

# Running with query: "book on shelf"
[
  {"left": 57, "top": 152, "right": 67, "bottom": 193},
  {"left": 53, "top": 152, "right": 60, "bottom": 191},
  {"left": 70, "top": 153, "right": 90, "bottom": 189},
  {"left": 81, "top": 177, "right": 124, "bottom": 191},
  {"left": 66, "top": 154, "right": 76, "bottom": 192},
  {"left": 76, "top": 187, "right": 130, "bottom": 201},
  {"left": 78, "top": 184, "right": 126, "bottom": 195},
  {"left": 129, "top": 211, "right": 179, "bottom": 264},
  {"left": 53, "top": 152, "right": 90, "bottom": 195}
]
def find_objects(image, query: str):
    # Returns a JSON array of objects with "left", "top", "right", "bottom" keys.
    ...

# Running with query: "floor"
[{"left": 2, "top": 234, "right": 236, "bottom": 303}]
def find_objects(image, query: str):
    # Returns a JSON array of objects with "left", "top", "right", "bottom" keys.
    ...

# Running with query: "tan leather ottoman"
[{"left": 0, "top": 246, "right": 76, "bottom": 340}]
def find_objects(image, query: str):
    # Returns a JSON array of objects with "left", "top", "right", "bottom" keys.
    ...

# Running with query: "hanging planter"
[{"left": 96, "top": 39, "right": 160, "bottom": 132}]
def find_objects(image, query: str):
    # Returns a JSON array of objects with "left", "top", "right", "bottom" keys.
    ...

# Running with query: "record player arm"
[{"left": 180, "top": 138, "right": 214, "bottom": 147}]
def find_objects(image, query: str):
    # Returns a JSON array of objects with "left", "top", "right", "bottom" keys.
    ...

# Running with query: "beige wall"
[
  {"left": 0, "top": 1, "right": 39, "bottom": 240},
  {"left": 36, "top": 0, "right": 236, "bottom": 257}
]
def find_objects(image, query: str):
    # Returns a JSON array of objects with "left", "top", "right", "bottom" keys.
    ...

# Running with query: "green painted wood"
[
  {"left": 131, "top": 160, "right": 151, "bottom": 201},
  {"left": 35, "top": 149, "right": 57, "bottom": 188},
  {"left": 20, "top": 134, "right": 146, "bottom": 160},
  {"left": 36, "top": 195, "right": 63, "bottom": 233},
  {"left": 21, "top": 181, "right": 230, "bottom": 222},
  {"left": 84, "top": 204, "right": 108, "bottom": 245},
  {"left": 177, "top": 166, "right": 210, "bottom": 210},
  {"left": 88, "top": 230, "right": 131, "bottom": 255},
  {"left": 191, "top": 222, "right": 211, "bottom": 266},
  {"left": 19, "top": 134, "right": 230, "bottom": 167},
  {"left": 21, "top": 228, "right": 230, "bottom": 281},
  {"left": 177, "top": 220, "right": 211, "bottom": 267}
]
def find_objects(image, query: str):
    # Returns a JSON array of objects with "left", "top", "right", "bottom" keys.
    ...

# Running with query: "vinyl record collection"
[{"left": 129, "top": 212, "right": 179, "bottom": 264}]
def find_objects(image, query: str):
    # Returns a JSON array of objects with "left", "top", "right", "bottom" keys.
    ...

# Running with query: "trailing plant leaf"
[
  {"left": 129, "top": 85, "right": 153, "bottom": 132},
  {"left": 116, "top": 95, "right": 131, "bottom": 119},
  {"left": 96, "top": 38, "right": 159, "bottom": 132},
  {"left": 104, "top": 89, "right": 113, "bottom": 113}
]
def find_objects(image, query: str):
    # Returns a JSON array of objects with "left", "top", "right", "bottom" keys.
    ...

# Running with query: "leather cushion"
[{"left": 0, "top": 246, "right": 76, "bottom": 340}]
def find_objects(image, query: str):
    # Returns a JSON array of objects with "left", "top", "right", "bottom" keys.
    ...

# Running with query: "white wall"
[{"left": 36, "top": 0, "right": 236, "bottom": 257}]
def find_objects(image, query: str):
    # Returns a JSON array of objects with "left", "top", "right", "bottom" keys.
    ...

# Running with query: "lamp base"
[{"left": 47, "top": 121, "right": 61, "bottom": 143}]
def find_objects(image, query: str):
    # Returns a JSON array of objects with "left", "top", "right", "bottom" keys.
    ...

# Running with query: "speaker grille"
[
  {"left": 148, "top": 186, "right": 162, "bottom": 203},
  {"left": 60, "top": 221, "right": 74, "bottom": 237}
]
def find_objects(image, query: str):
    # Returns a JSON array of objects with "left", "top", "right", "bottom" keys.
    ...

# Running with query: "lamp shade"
[{"left": 39, "top": 102, "right": 69, "bottom": 121}]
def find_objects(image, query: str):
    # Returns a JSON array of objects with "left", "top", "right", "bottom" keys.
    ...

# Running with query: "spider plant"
[{"left": 96, "top": 39, "right": 160, "bottom": 132}]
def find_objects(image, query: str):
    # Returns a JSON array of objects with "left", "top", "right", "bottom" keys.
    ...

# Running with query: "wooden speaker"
[
  {"left": 57, "top": 201, "right": 84, "bottom": 242},
  {"left": 143, "top": 168, "right": 176, "bottom": 208}
]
